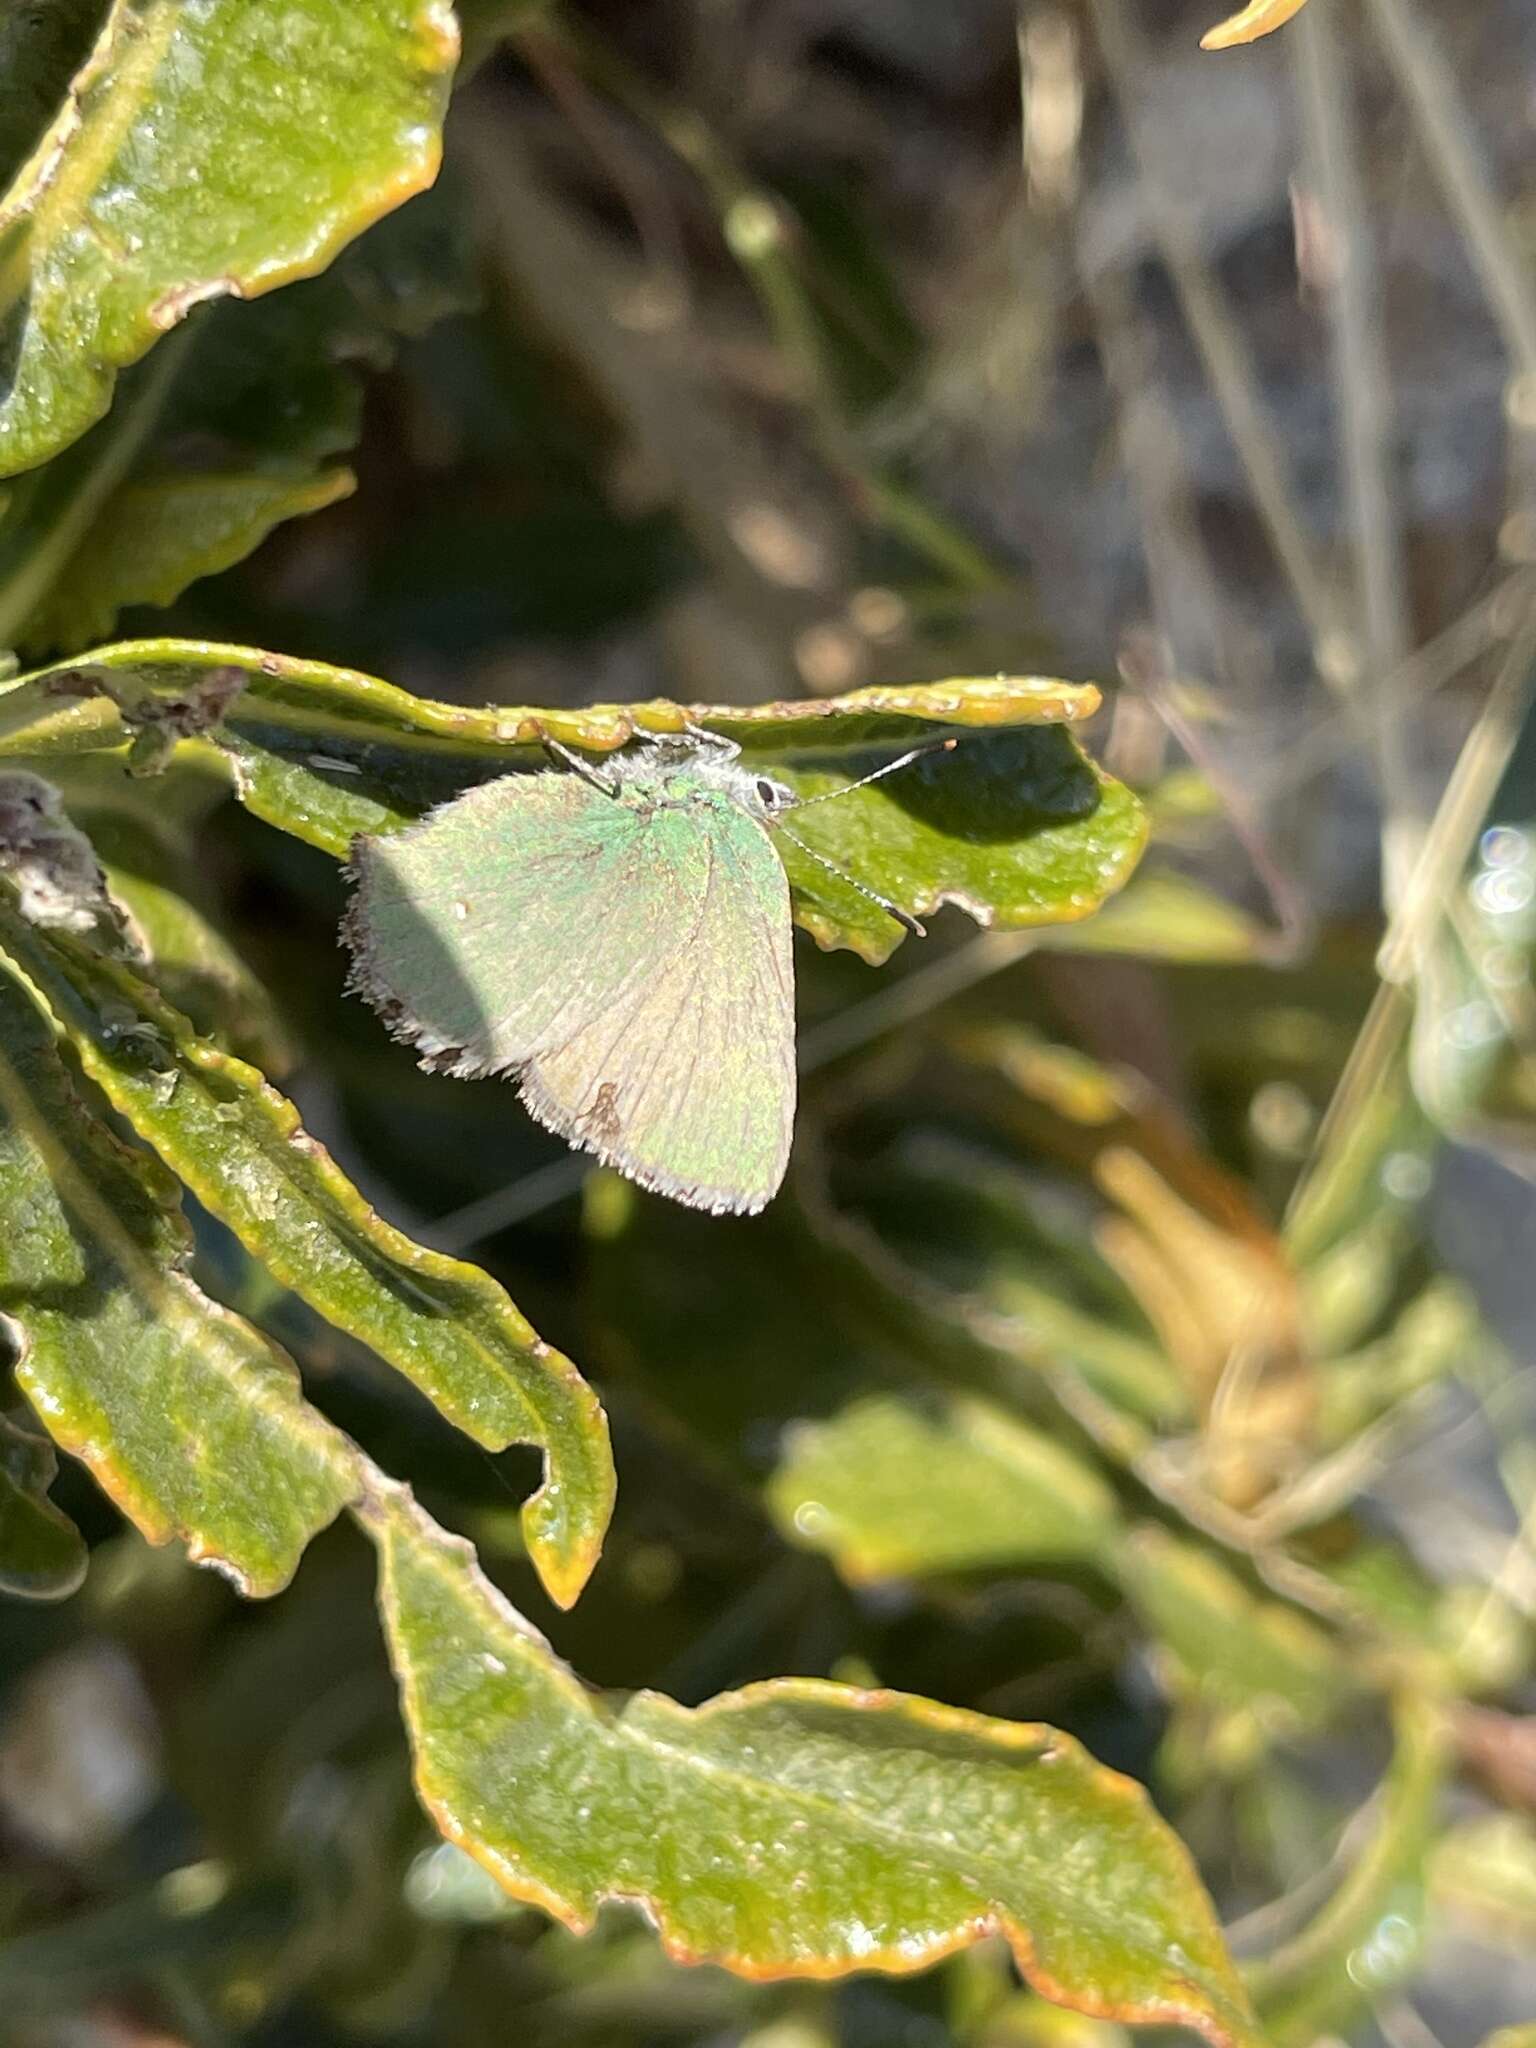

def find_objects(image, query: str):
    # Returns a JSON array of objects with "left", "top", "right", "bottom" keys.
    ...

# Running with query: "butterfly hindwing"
[
  {"left": 520, "top": 795, "right": 796, "bottom": 1213},
  {"left": 345, "top": 769, "right": 796, "bottom": 1214}
]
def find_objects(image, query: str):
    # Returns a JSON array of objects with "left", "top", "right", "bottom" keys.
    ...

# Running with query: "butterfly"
[{"left": 342, "top": 725, "right": 948, "bottom": 1216}]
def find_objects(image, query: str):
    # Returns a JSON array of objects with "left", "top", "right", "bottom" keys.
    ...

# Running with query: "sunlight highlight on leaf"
[
  {"left": 0, "top": 641, "right": 1145, "bottom": 962},
  {"left": 0, "top": 968, "right": 357, "bottom": 1595},
  {"left": 365, "top": 1484, "right": 1263, "bottom": 2048},
  {"left": 0, "top": 894, "right": 614, "bottom": 1610},
  {"left": 1200, "top": 0, "right": 1311, "bottom": 51},
  {"left": 0, "top": 0, "right": 459, "bottom": 478}
]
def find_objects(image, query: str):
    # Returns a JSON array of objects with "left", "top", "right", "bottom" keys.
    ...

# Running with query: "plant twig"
[
  {"left": 1293, "top": 3, "right": 1416, "bottom": 901},
  {"left": 1085, "top": 0, "right": 1348, "bottom": 669}
]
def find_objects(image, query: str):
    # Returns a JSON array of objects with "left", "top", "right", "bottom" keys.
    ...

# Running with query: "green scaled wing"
[{"left": 345, "top": 771, "right": 796, "bottom": 1215}]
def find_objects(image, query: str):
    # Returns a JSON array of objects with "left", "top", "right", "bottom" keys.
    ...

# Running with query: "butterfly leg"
[
  {"left": 544, "top": 737, "right": 622, "bottom": 797},
  {"left": 624, "top": 722, "right": 736, "bottom": 757},
  {"left": 681, "top": 720, "right": 741, "bottom": 758}
]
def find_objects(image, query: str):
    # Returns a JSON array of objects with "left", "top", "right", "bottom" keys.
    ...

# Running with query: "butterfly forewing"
[{"left": 346, "top": 769, "right": 796, "bottom": 1214}]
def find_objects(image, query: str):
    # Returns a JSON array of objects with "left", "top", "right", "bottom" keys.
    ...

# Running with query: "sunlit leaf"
[
  {"left": 779, "top": 731, "right": 1147, "bottom": 964},
  {"left": 0, "top": 892, "right": 613, "bottom": 1610},
  {"left": 366, "top": 1486, "right": 1262, "bottom": 2047},
  {"left": 768, "top": 1394, "right": 1119, "bottom": 1583},
  {"left": 9, "top": 174, "right": 478, "bottom": 656},
  {"left": 1040, "top": 873, "right": 1275, "bottom": 964},
  {"left": 0, "top": 642, "right": 1105, "bottom": 773},
  {"left": 0, "top": 0, "right": 458, "bottom": 478},
  {"left": 0, "top": 967, "right": 356, "bottom": 1595},
  {"left": 1200, "top": 0, "right": 1311, "bottom": 52},
  {"left": 0, "top": 643, "right": 1142, "bottom": 956}
]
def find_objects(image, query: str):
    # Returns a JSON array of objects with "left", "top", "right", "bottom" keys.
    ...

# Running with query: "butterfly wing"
[
  {"left": 345, "top": 771, "right": 796, "bottom": 1214},
  {"left": 519, "top": 794, "right": 796, "bottom": 1213},
  {"left": 347, "top": 772, "right": 677, "bottom": 1075}
]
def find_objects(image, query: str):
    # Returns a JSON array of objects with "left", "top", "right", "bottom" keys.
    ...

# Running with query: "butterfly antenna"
[
  {"left": 776, "top": 824, "right": 926, "bottom": 937},
  {"left": 791, "top": 734, "right": 958, "bottom": 809}
]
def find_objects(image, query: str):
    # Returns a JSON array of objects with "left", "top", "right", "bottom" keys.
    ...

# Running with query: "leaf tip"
[{"left": 1200, "top": 0, "right": 1310, "bottom": 48}]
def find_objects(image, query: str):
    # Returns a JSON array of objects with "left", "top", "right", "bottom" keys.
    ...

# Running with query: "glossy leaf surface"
[
  {"left": 0, "top": 642, "right": 1144, "bottom": 959},
  {"left": 0, "top": 897, "right": 612, "bottom": 1609},
  {"left": 367, "top": 1487, "right": 1261, "bottom": 2047},
  {"left": 8, "top": 178, "right": 476, "bottom": 655},
  {"left": 0, "top": 0, "right": 458, "bottom": 477},
  {"left": 0, "top": 966, "right": 355, "bottom": 1595}
]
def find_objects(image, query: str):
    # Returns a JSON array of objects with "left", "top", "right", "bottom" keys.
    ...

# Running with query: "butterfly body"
[{"left": 345, "top": 737, "right": 800, "bottom": 1215}]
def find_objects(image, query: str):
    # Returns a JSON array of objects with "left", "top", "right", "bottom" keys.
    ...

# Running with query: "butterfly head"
[{"left": 743, "top": 770, "right": 799, "bottom": 821}]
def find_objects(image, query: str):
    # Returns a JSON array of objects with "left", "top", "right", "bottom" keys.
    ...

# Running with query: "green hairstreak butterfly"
[{"left": 342, "top": 727, "right": 946, "bottom": 1215}]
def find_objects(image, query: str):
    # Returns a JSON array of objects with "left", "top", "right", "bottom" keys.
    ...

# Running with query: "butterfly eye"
[{"left": 756, "top": 778, "right": 781, "bottom": 807}]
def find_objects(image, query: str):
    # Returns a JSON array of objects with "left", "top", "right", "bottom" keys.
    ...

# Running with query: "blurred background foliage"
[{"left": 6, "top": 0, "right": 1536, "bottom": 2043}]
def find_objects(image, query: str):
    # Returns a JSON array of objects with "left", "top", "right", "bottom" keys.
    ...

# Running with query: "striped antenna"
[
  {"left": 776, "top": 826, "right": 925, "bottom": 937},
  {"left": 791, "top": 735, "right": 958, "bottom": 808},
  {"left": 780, "top": 734, "right": 959, "bottom": 935}
]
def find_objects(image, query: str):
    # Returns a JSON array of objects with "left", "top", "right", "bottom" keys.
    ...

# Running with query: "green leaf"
[
  {"left": 365, "top": 1485, "right": 1262, "bottom": 2048},
  {"left": 9, "top": 172, "right": 478, "bottom": 656},
  {"left": 0, "top": 326, "right": 193, "bottom": 653},
  {"left": 0, "top": 642, "right": 1142, "bottom": 955},
  {"left": 0, "top": 890, "right": 613, "bottom": 1610},
  {"left": 28, "top": 469, "right": 355, "bottom": 656},
  {"left": 1039, "top": 872, "right": 1276, "bottom": 964},
  {"left": 778, "top": 730, "right": 1148, "bottom": 964},
  {"left": 0, "top": 1407, "right": 88, "bottom": 1601},
  {"left": 0, "top": 0, "right": 459, "bottom": 479},
  {"left": 0, "top": 965, "right": 356, "bottom": 1594},
  {"left": 0, "top": 643, "right": 1106, "bottom": 781},
  {"left": 1116, "top": 1527, "right": 1348, "bottom": 1729},
  {"left": 767, "top": 1394, "right": 1119, "bottom": 1583}
]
